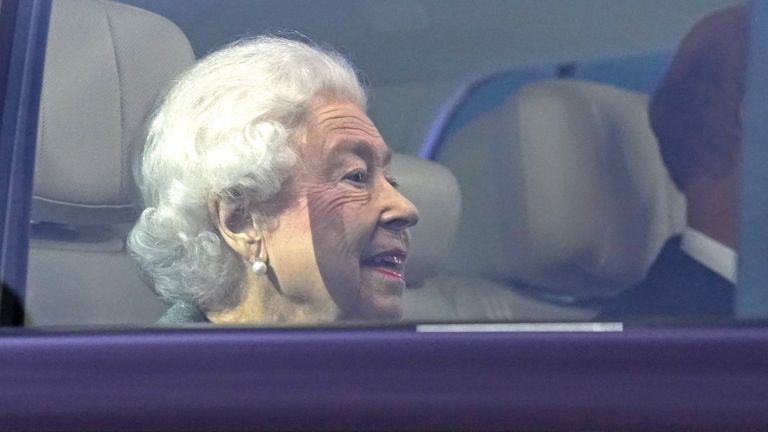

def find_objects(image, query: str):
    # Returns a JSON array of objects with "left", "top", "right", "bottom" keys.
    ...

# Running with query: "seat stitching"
[{"left": 103, "top": 5, "right": 127, "bottom": 203}]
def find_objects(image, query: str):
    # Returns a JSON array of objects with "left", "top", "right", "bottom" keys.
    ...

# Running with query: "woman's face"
[{"left": 263, "top": 100, "right": 419, "bottom": 321}]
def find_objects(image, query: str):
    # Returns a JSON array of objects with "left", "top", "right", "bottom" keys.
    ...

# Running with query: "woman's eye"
[
  {"left": 344, "top": 171, "right": 369, "bottom": 185},
  {"left": 386, "top": 176, "right": 400, "bottom": 189}
]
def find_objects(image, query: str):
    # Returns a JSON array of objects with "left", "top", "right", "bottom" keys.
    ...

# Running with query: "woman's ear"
[{"left": 209, "top": 199, "right": 263, "bottom": 262}]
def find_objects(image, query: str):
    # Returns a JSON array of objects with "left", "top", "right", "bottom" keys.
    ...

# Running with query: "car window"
[
  {"left": 6, "top": 3, "right": 768, "bottom": 430},
  {"left": 11, "top": 0, "right": 759, "bottom": 329}
]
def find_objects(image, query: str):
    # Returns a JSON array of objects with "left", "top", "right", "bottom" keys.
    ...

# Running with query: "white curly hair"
[{"left": 128, "top": 36, "right": 367, "bottom": 312}]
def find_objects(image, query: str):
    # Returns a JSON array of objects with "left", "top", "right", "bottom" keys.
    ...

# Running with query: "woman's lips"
[
  {"left": 370, "top": 267, "right": 404, "bottom": 279},
  {"left": 361, "top": 249, "right": 407, "bottom": 280}
]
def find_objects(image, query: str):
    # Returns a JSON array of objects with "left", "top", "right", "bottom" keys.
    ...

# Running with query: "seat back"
[
  {"left": 390, "top": 154, "right": 462, "bottom": 287},
  {"left": 422, "top": 52, "right": 672, "bottom": 161},
  {"left": 25, "top": 0, "right": 195, "bottom": 326},
  {"left": 395, "top": 150, "right": 601, "bottom": 322},
  {"left": 438, "top": 79, "right": 685, "bottom": 301}
]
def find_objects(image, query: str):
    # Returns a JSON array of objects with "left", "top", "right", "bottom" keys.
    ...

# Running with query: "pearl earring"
[{"left": 251, "top": 259, "right": 267, "bottom": 276}]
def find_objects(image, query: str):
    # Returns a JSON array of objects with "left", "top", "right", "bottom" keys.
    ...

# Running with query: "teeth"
[{"left": 369, "top": 254, "right": 403, "bottom": 267}]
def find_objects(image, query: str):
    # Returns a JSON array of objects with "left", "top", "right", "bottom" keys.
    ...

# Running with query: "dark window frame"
[{"left": 0, "top": 0, "right": 49, "bottom": 325}]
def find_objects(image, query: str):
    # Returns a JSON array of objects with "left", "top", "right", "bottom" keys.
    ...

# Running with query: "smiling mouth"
[{"left": 361, "top": 249, "right": 406, "bottom": 280}]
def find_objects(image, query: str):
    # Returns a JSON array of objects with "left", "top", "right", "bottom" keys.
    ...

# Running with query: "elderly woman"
[{"left": 128, "top": 37, "right": 418, "bottom": 324}]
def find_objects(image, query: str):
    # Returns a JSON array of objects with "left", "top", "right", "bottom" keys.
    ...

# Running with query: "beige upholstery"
[
  {"left": 403, "top": 274, "right": 599, "bottom": 322},
  {"left": 33, "top": 0, "right": 194, "bottom": 223},
  {"left": 390, "top": 154, "right": 461, "bottom": 286},
  {"left": 439, "top": 79, "right": 686, "bottom": 301},
  {"left": 25, "top": 0, "right": 195, "bottom": 326},
  {"left": 393, "top": 154, "right": 598, "bottom": 322}
]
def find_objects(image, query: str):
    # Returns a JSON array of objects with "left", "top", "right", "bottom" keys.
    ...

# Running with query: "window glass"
[{"left": 22, "top": 0, "right": 750, "bottom": 328}]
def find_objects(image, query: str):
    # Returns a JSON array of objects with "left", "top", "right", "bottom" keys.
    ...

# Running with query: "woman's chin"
[
  {"left": 365, "top": 290, "right": 405, "bottom": 322},
  {"left": 370, "top": 295, "right": 404, "bottom": 321},
  {"left": 340, "top": 283, "right": 402, "bottom": 322}
]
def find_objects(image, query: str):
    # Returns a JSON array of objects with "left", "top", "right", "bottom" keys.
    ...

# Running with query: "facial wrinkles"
[
  {"left": 299, "top": 108, "right": 384, "bottom": 232},
  {"left": 312, "top": 105, "right": 380, "bottom": 133},
  {"left": 307, "top": 189, "right": 364, "bottom": 260},
  {"left": 307, "top": 183, "right": 370, "bottom": 209},
  {"left": 299, "top": 103, "right": 393, "bottom": 315},
  {"left": 304, "top": 185, "right": 367, "bottom": 312},
  {"left": 301, "top": 139, "right": 376, "bottom": 256}
]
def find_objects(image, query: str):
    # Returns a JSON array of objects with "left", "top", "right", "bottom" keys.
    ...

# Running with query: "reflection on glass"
[{"left": 22, "top": 0, "right": 749, "bottom": 328}]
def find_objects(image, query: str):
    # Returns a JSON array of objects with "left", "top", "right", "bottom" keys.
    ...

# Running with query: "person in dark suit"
[{"left": 601, "top": 5, "right": 748, "bottom": 319}]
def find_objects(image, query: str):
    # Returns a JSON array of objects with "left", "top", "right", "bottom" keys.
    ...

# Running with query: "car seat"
[
  {"left": 25, "top": 0, "right": 195, "bottom": 326},
  {"left": 394, "top": 153, "right": 600, "bottom": 322},
  {"left": 422, "top": 52, "right": 672, "bottom": 161},
  {"left": 431, "top": 79, "right": 685, "bottom": 315}
]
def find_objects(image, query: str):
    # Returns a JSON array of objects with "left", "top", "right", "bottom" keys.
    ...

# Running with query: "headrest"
[
  {"left": 441, "top": 79, "right": 685, "bottom": 298},
  {"left": 390, "top": 154, "right": 461, "bottom": 286},
  {"left": 33, "top": 0, "right": 195, "bottom": 226}
]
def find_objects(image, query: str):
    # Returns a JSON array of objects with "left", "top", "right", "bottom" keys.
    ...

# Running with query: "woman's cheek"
[
  {"left": 304, "top": 183, "right": 368, "bottom": 226},
  {"left": 306, "top": 186, "right": 369, "bottom": 252},
  {"left": 305, "top": 185, "right": 371, "bottom": 312}
]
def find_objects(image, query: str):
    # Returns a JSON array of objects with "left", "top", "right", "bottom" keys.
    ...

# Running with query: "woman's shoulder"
[{"left": 157, "top": 301, "right": 209, "bottom": 324}]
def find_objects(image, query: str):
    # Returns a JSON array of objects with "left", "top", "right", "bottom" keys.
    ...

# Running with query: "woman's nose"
[{"left": 380, "top": 182, "right": 419, "bottom": 232}]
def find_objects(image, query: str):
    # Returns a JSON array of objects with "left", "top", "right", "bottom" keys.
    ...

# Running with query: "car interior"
[
  {"left": 23, "top": 0, "right": 740, "bottom": 326},
  {"left": 5, "top": 1, "right": 768, "bottom": 430},
  {"left": 26, "top": 0, "right": 193, "bottom": 325}
]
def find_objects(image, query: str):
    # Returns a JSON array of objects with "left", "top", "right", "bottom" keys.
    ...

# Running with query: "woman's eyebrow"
[{"left": 333, "top": 139, "right": 391, "bottom": 165}]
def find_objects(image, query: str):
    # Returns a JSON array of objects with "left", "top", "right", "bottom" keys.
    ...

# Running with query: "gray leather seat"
[{"left": 25, "top": 0, "right": 195, "bottom": 326}]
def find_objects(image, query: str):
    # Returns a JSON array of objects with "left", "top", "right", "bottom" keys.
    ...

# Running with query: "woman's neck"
[{"left": 206, "top": 272, "right": 339, "bottom": 325}]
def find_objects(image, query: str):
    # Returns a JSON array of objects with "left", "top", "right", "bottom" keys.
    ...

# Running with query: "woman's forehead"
[
  {"left": 304, "top": 101, "right": 390, "bottom": 161},
  {"left": 308, "top": 102, "right": 377, "bottom": 134}
]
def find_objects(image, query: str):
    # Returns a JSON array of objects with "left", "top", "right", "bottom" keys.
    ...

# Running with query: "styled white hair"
[{"left": 128, "top": 36, "right": 366, "bottom": 312}]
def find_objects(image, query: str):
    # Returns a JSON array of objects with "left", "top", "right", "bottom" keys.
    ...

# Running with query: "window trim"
[
  {"left": 0, "top": 0, "right": 50, "bottom": 325},
  {"left": 0, "top": 326, "right": 767, "bottom": 430},
  {"left": 737, "top": 0, "right": 768, "bottom": 318}
]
